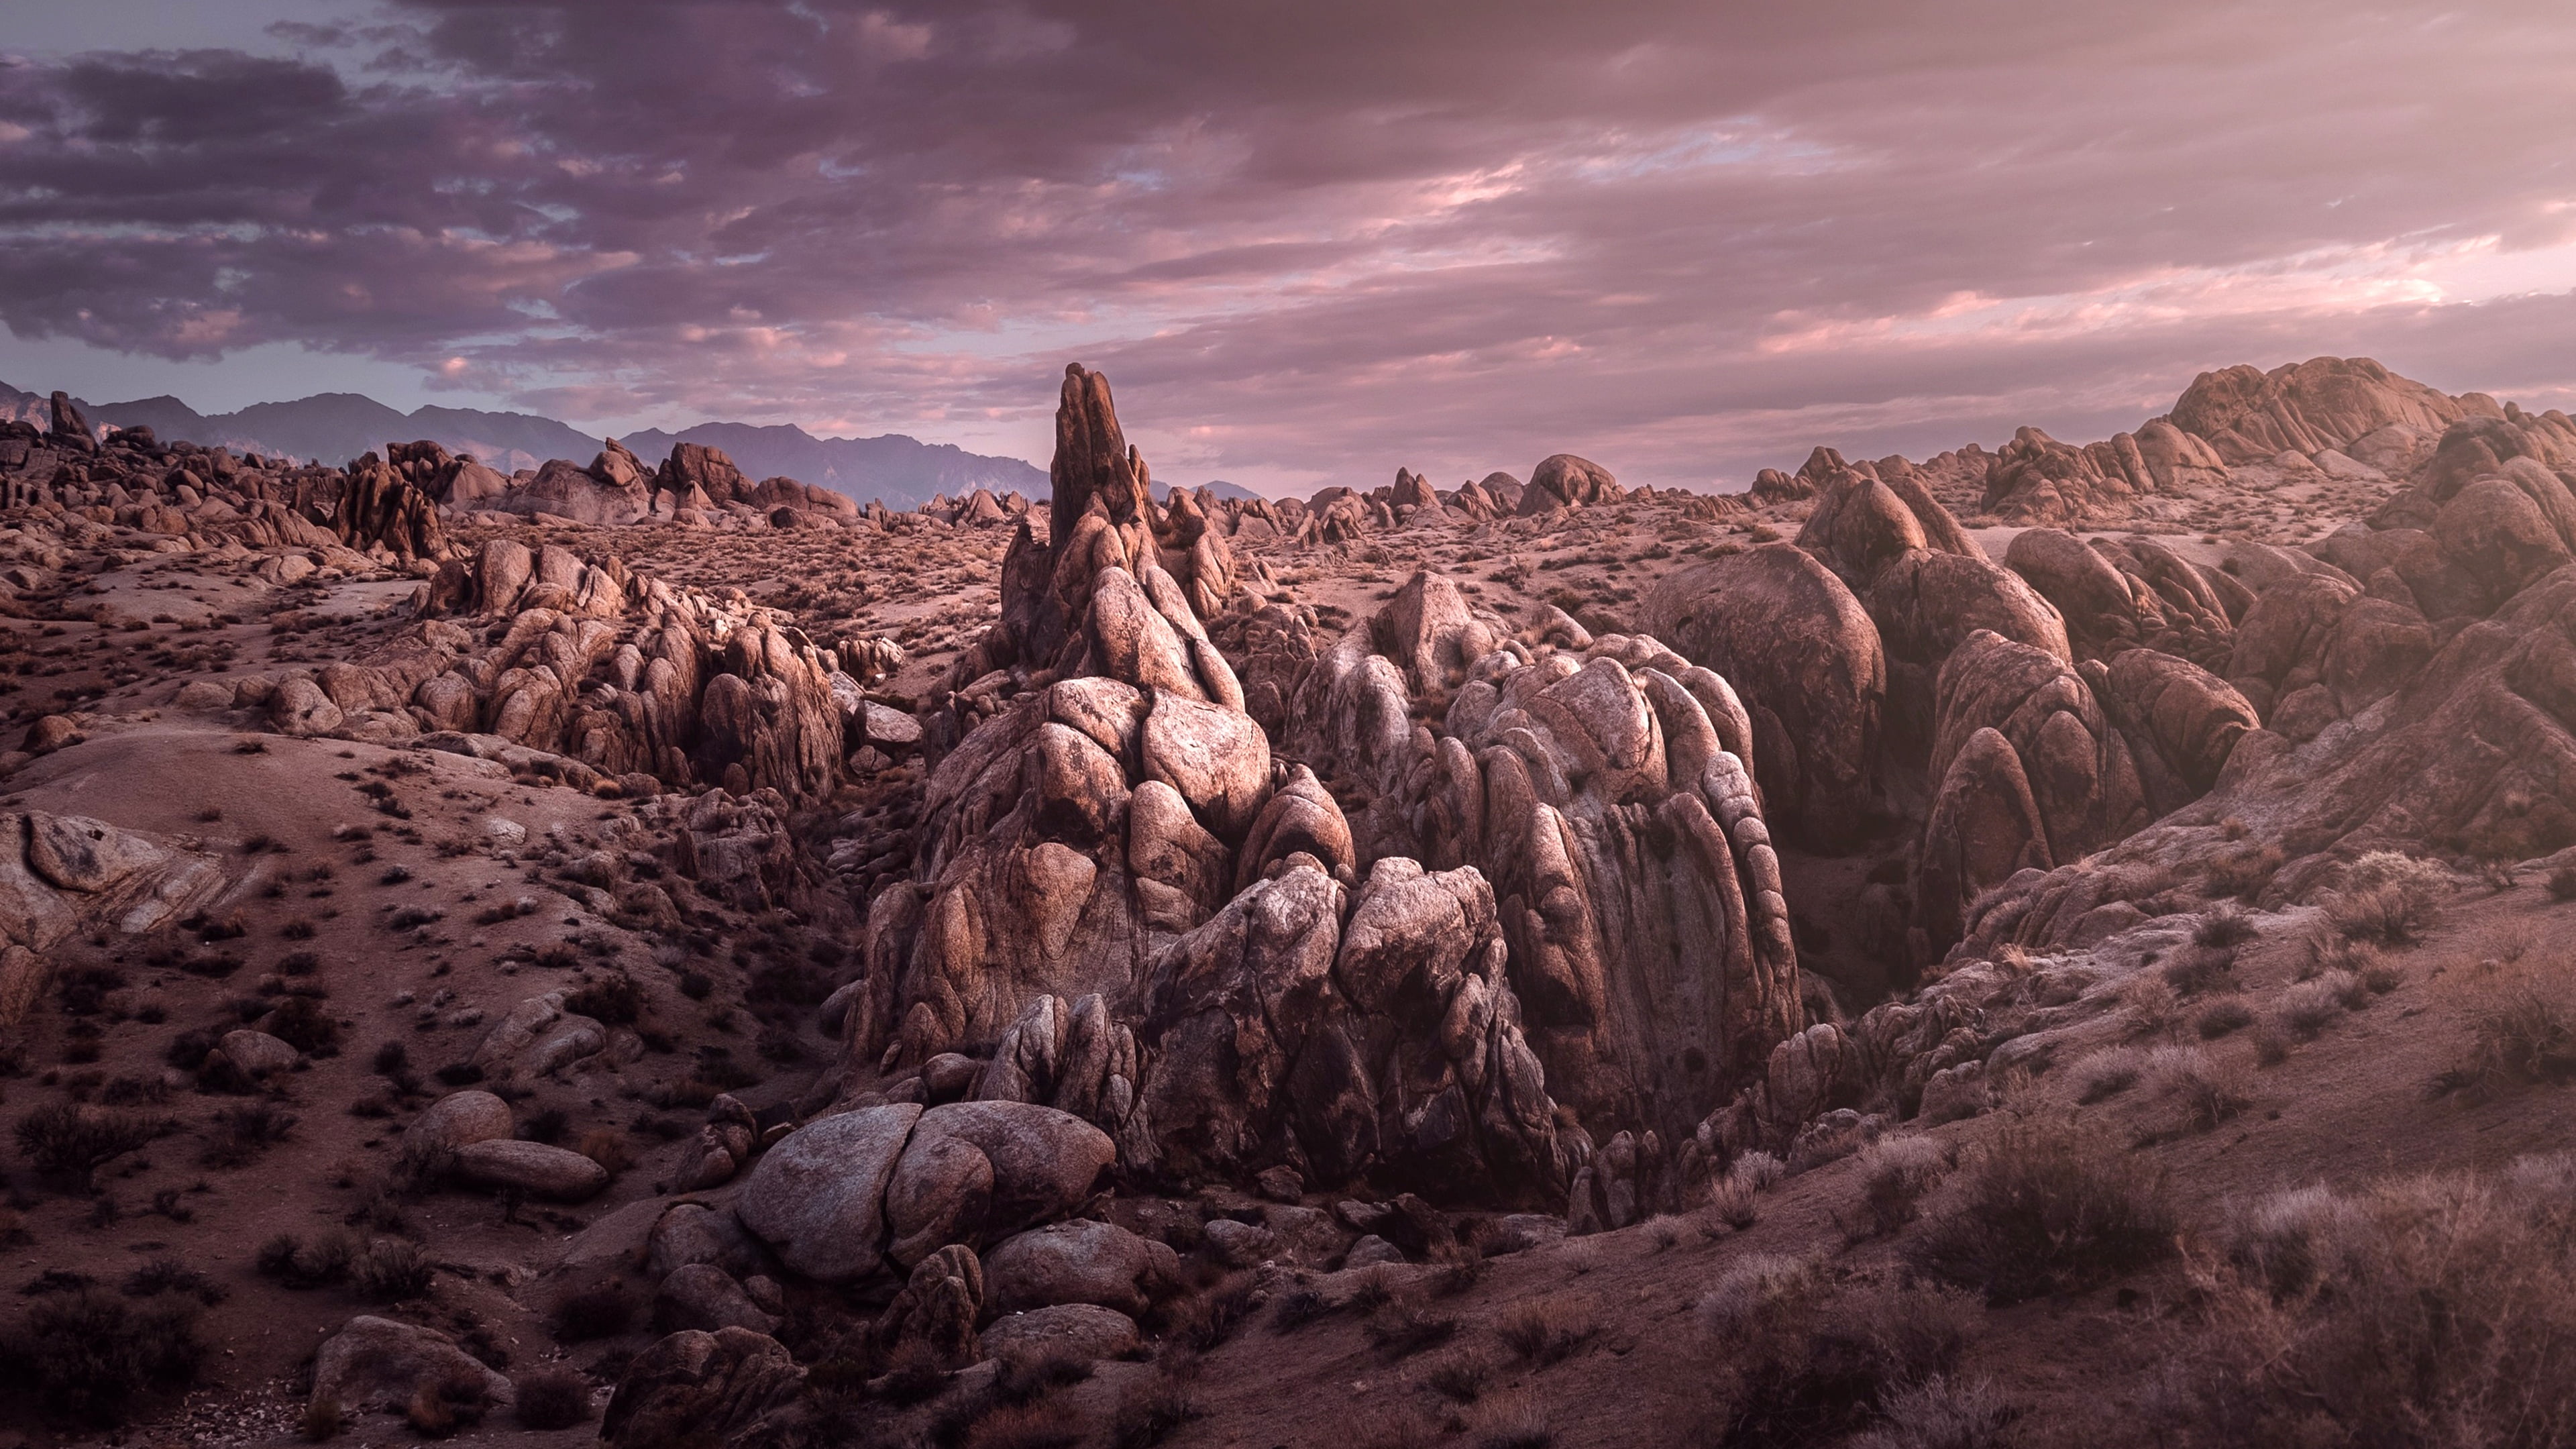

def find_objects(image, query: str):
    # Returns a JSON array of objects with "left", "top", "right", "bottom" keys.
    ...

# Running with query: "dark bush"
[
  {"left": 262, "top": 995, "right": 340, "bottom": 1055},
  {"left": 553, "top": 1285, "right": 635, "bottom": 1342},
  {"left": 513, "top": 1365, "right": 593, "bottom": 1429},
  {"left": 565, "top": 973, "right": 642, "bottom": 1026},
  {"left": 201, "top": 1101, "right": 297, "bottom": 1167},
  {"left": 14, "top": 1102, "right": 160, "bottom": 1186},
  {"left": 354, "top": 1238, "right": 433, "bottom": 1302},
  {"left": 13, "top": 1288, "right": 205, "bottom": 1425},
  {"left": 1906, "top": 1117, "right": 2176, "bottom": 1305}
]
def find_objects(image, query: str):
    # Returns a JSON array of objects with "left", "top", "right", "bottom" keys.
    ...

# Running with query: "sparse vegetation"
[
  {"left": 2146, "top": 1044, "right": 2253, "bottom": 1131},
  {"left": 554, "top": 1283, "right": 636, "bottom": 1340},
  {"left": 513, "top": 1364, "right": 594, "bottom": 1429},
  {"left": 1495, "top": 1297, "right": 1597, "bottom": 1366},
  {"left": 2156, "top": 1154, "right": 2576, "bottom": 1447},
  {"left": 15, "top": 1102, "right": 160, "bottom": 1187},
  {"left": 7, "top": 1287, "right": 206, "bottom": 1425},
  {"left": 1847, "top": 1134, "right": 1953, "bottom": 1240},
  {"left": 2432, "top": 959, "right": 2576, "bottom": 1097},
  {"left": 1907, "top": 1116, "right": 2175, "bottom": 1303}
]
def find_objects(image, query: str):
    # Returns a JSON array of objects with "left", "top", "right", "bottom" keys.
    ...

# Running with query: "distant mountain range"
[{"left": 0, "top": 380, "right": 1049, "bottom": 511}]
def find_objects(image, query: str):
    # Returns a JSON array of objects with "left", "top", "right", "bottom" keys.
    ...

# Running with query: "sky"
[{"left": 2, "top": 2, "right": 2574, "bottom": 495}]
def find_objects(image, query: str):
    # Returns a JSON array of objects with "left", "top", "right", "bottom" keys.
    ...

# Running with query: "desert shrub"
[
  {"left": 1701, "top": 1267, "right": 1984, "bottom": 1449},
  {"left": 1848, "top": 1134, "right": 1953, "bottom": 1240},
  {"left": 989, "top": 1350, "right": 1093, "bottom": 1408},
  {"left": 959, "top": 1401, "right": 1086, "bottom": 1449},
  {"left": 122, "top": 1256, "right": 223, "bottom": 1304},
  {"left": 565, "top": 973, "right": 643, "bottom": 1026},
  {"left": 2160, "top": 944, "right": 2239, "bottom": 997},
  {"left": 1108, "top": 1370, "right": 1203, "bottom": 1449},
  {"left": 1173, "top": 1273, "right": 1260, "bottom": 1352},
  {"left": 15, "top": 1102, "right": 160, "bottom": 1186},
  {"left": 405, "top": 1374, "right": 489, "bottom": 1437},
  {"left": 12, "top": 1288, "right": 205, "bottom": 1425},
  {"left": 1907, "top": 1116, "right": 2175, "bottom": 1304},
  {"left": 1366, "top": 1306, "right": 1460, "bottom": 1358},
  {"left": 2432, "top": 962, "right": 2576, "bottom": 1097},
  {"left": 2145, "top": 1044, "right": 2253, "bottom": 1132},
  {"left": 513, "top": 1365, "right": 593, "bottom": 1430},
  {"left": 202, "top": 1100, "right": 298, "bottom": 1167},
  {"left": 554, "top": 1283, "right": 635, "bottom": 1341},
  {"left": 2322, "top": 852, "right": 2448, "bottom": 945},
  {"left": 2194, "top": 998, "right": 2255, "bottom": 1040},
  {"left": 1695, "top": 1254, "right": 1820, "bottom": 1336},
  {"left": 577, "top": 1126, "right": 633, "bottom": 1176},
  {"left": 354, "top": 1238, "right": 433, "bottom": 1302},
  {"left": 2274, "top": 977, "right": 2350, "bottom": 1038},
  {"left": 1269, "top": 1287, "right": 1330, "bottom": 1332},
  {"left": 2193, "top": 906, "right": 2257, "bottom": 949},
  {"left": 1731, "top": 1150, "right": 1787, "bottom": 1190},
  {"left": 262, "top": 994, "right": 340, "bottom": 1055},
  {"left": 1346, "top": 1266, "right": 1396, "bottom": 1313},
  {"left": 2204, "top": 843, "right": 2284, "bottom": 901},
  {"left": 370, "top": 1040, "right": 409, "bottom": 1075},
  {"left": 2156, "top": 1154, "right": 2576, "bottom": 1448},
  {"left": 1702, "top": 1174, "right": 1759, "bottom": 1236},
  {"left": 2074, "top": 1046, "right": 2146, "bottom": 1104},
  {"left": 256, "top": 1230, "right": 356, "bottom": 1289},
  {"left": 1847, "top": 1375, "right": 2019, "bottom": 1449},
  {"left": 2251, "top": 1021, "right": 2291, "bottom": 1067},
  {"left": 164, "top": 1028, "right": 217, "bottom": 1071},
  {"left": 1470, "top": 1389, "right": 1555, "bottom": 1449},
  {"left": 2298, "top": 930, "right": 2379, "bottom": 982},
  {"left": 2121, "top": 973, "right": 2182, "bottom": 1037},
  {"left": 1427, "top": 1353, "right": 1493, "bottom": 1403},
  {"left": 1495, "top": 1297, "right": 1596, "bottom": 1366},
  {"left": 1431, "top": 1246, "right": 1491, "bottom": 1297}
]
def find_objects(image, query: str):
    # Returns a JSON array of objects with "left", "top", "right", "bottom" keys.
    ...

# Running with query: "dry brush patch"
[{"left": 2151, "top": 1153, "right": 2576, "bottom": 1448}]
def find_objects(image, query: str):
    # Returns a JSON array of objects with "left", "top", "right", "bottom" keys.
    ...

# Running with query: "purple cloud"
[{"left": 3, "top": 1, "right": 2573, "bottom": 491}]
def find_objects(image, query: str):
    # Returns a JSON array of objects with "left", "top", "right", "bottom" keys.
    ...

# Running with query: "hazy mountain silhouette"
[{"left": 0, "top": 378, "right": 1046, "bottom": 511}]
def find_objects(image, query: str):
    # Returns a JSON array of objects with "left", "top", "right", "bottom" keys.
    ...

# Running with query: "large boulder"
[
  {"left": 870, "top": 1244, "right": 984, "bottom": 1369},
  {"left": 981, "top": 1218, "right": 1179, "bottom": 1317},
  {"left": 979, "top": 1303, "right": 1142, "bottom": 1364},
  {"left": 452, "top": 1139, "right": 610, "bottom": 1201},
  {"left": 600, "top": 1328, "right": 802, "bottom": 1449},
  {"left": 311, "top": 1316, "right": 513, "bottom": 1416},
  {"left": 1644, "top": 543, "right": 1886, "bottom": 847},
  {"left": 2169, "top": 356, "right": 2471, "bottom": 465},
  {"left": 881, "top": 1101, "right": 1114, "bottom": 1266},
  {"left": 733, "top": 1103, "right": 922, "bottom": 1283}
]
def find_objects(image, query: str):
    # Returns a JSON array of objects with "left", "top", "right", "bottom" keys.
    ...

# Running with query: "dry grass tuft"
[
  {"left": 1906, "top": 1116, "right": 2175, "bottom": 1304},
  {"left": 2153, "top": 1153, "right": 2576, "bottom": 1447}
]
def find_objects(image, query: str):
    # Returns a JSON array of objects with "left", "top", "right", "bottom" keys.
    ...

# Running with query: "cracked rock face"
[{"left": 823, "top": 370, "right": 1814, "bottom": 1211}]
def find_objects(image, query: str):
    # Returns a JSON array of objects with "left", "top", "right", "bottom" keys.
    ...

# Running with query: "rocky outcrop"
[
  {"left": 1912, "top": 631, "right": 2149, "bottom": 957},
  {"left": 335, "top": 453, "right": 449, "bottom": 562},
  {"left": 600, "top": 1328, "right": 802, "bottom": 1449},
  {"left": 1292, "top": 576, "right": 1805, "bottom": 1153},
  {"left": 0, "top": 810, "right": 225, "bottom": 968},
  {"left": 2003, "top": 530, "right": 2240, "bottom": 669},
  {"left": 311, "top": 1316, "right": 513, "bottom": 1418},
  {"left": 1515, "top": 454, "right": 1623, "bottom": 515},
  {"left": 733, "top": 1099, "right": 1109, "bottom": 1279},
  {"left": 2169, "top": 356, "right": 2476, "bottom": 465},
  {"left": 1643, "top": 543, "right": 1885, "bottom": 847}
]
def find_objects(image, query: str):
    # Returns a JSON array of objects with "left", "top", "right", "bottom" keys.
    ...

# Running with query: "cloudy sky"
[{"left": 3, "top": 1, "right": 2573, "bottom": 494}]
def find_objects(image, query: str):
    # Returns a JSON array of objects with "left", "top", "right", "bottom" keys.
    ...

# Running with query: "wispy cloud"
[{"left": 2, "top": 1, "right": 2573, "bottom": 490}]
